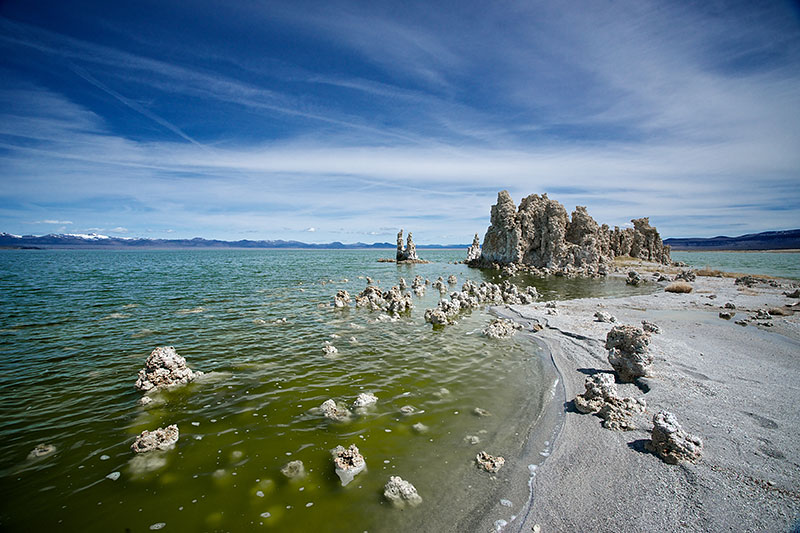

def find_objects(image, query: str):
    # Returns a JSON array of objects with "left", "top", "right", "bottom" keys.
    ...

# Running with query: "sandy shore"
[{"left": 495, "top": 273, "right": 800, "bottom": 532}]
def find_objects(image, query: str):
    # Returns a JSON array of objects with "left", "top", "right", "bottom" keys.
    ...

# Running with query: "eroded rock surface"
[
  {"left": 331, "top": 444, "right": 366, "bottom": 486},
  {"left": 574, "top": 374, "right": 645, "bottom": 430},
  {"left": 476, "top": 451, "right": 505, "bottom": 473},
  {"left": 483, "top": 318, "right": 523, "bottom": 338},
  {"left": 321, "top": 399, "right": 351, "bottom": 422},
  {"left": 396, "top": 230, "right": 419, "bottom": 261},
  {"left": 354, "top": 283, "right": 412, "bottom": 314},
  {"left": 471, "top": 191, "right": 670, "bottom": 274},
  {"left": 466, "top": 233, "right": 482, "bottom": 262},
  {"left": 605, "top": 325, "right": 652, "bottom": 382},
  {"left": 384, "top": 476, "right": 422, "bottom": 507},
  {"left": 646, "top": 411, "right": 703, "bottom": 464},
  {"left": 135, "top": 346, "right": 201, "bottom": 392},
  {"left": 131, "top": 424, "right": 179, "bottom": 453}
]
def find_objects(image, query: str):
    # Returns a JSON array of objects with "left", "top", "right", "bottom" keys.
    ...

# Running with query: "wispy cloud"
[{"left": 34, "top": 219, "right": 73, "bottom": 224}]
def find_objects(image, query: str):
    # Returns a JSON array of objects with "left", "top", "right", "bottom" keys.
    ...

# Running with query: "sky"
[{"left": 1, "top": 0, "right": 799, "bottom": 243}]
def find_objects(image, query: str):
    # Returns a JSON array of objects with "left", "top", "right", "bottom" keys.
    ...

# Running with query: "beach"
[{"left": 493, "top": 269, "right": 800, "bottom": 532}]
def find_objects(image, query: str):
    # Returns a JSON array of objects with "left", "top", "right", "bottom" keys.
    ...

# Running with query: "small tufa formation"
[
  {"left": 323, "top": 342, "right": 338, "bottom": 357},
  {"left": 28, "top": 443, "right": 56, "bottom": 459},
  {"left": 626, "top": 270, "right": 643, "bottom": 286},
  {"left": 594, "top": 310, "right": 616, "bottom": 323},
  {"left": 471, "top": 191, "right": 670, "bottom": 274},
  {"left": 354, "top": 283, "right": 413, "bottom": 314},
  {"left": 646, "top": 411, "right": 703, "bottom": 464},
  {"left": 131, "top": 424, "right": 179, "bottom": 453},
  {"left": 384, "top": 476, "right": 422, "bottom": 507},
  {"left": 483, "top": 318, "right": 523, "bottom": 339},
  {"left": 574, "top": 374, "right": 646, "bottom": 430},
  {"left": 674, "top": 270, "right": 696, "bottom": 282},
  {"left": 606, "top": 325, "right": 653, "bottom": 382},
  {"left": 447, "top": 274, "right": 458, "bottom": 285},
  {"left": 333, "top": 290, "right": 351, "bottom": 308},
  {"left": 641, "top": 320, "right": 661, "bottom": 334},
  {"left": 135, "top": 346, "right": 201, "bottom": 392},
  {"left": 476, "top": 451, "right": 505, "bottom": 473},
  {"left": 331, "top": 444, "right": 366, "bottom": 486},
  {"left": 321, "top": 399, "right": 351, "bottom": 422},
  {"left": 466, "top": 233, "right": 481, "bottom": 262},
  {"left": 352, "top": 392, "right": 378, "bottom": 409},
  {"left": 424, "top": 279, "right": 537, "bottom": 326},
  {"left": 396, "top": 230, "right": 419, "bottom": 261},
  {"left": 280, "top": 460, "right": 306, "bottom": 479}
]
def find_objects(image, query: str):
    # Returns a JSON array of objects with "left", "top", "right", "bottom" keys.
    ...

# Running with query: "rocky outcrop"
[
  {"left": 483, "top": 318, "right": 523, "bottom": 338},
  {"left": 472, "top": 191, "right": 670, "bottom": 274},
  {"left": 574, "top": 374, "right": 646, "bottom": 430},
  {"left": 424, "top": 279, "right": 538, "bottom": 326},
  {"left": 605, "top": 325, "right": 652, "bottom": 382},
  {"left": 354, "top": 283, "right": 412, "bottom": 314},
  {"left": 466, "top": 233, "right": 481, "bottom": 262},
  {"left": 135, "top": 346, "right": 201, "bottom": 392},
  {"left": 331, "top": 444, "right": 366, "bottom": 486},
  {"left": 333, "top": 290, "right": 351, "bottom": 308},
  {"left": 396, "top": 230, "right": 419, "bottom": 261},
  {"left": 131, "top": 424, "right": 179, "bottom": 453},
  {"left": 476, "top": 451, "right": 505, "bottom": 473},
  {"left": 384, "top": 476, "right": 422, "bottom": 507},
  {"left": 646, "top": 411, "right": 703, "bottom": 464}
]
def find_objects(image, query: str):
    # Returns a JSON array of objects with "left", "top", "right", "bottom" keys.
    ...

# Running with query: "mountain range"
[{"left": 664, "top": 229, "right": 800, "bottom": 251}]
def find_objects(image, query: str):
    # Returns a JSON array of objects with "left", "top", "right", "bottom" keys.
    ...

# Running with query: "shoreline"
[
  {"left": 672, "top": 249, "right": 800, "bottom": 253},
  {"left": 499, "top": 273, "right": 800, "bottom": 532}
]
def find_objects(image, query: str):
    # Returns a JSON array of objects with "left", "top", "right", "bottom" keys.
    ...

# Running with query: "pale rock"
[
  {"left": 641, "top": 320, "right": 661, "bottom": 334},
  {"left": 352, "top": 392, "right": 378, "bottom": 409},
  {"left": 605, "top": 325, "right": 652, "bottom": 382},
  {"left": 131, "top": 425, "right": 179, "bottom": 453},
  {"left": 331, "top": 444, "right": 366, "bottom": 486},
  {"left": 447, "top": 274, "right": 458, "bottom": 285},
  {"left": 483, "top": 318, "right": 523, "bottom": 339},
  {"left": 280, "top": 460, "right": 306, "bottom": 479},
  {"left": 333, "top": 290, "right": 351, "bottom": 308},
  {"left": 28, "top": 443, "right": 56, "bottom": 459},
  {"left": 323, "top": 342, "right": 338, "bottom": 357},
  {"left": 321, "top": 399, "right": 351, "bottom": 422},
  {"left": 135, "top": 346, "right": 201, "bottom": 392},
  {"left": 476, "top": 451, "right": 505, "bottom": 473},
  {"left": 466, "top": 233, "right": 482, "bottom": 262},
  {"left": 594, "top": 310, "right": 616, "bottom": 323},
  {"left": 384, "top": 476, "right": 422, "bottom": 507},
  {"left": 646, "top": 411, "right": 703, "bottom": 464}
]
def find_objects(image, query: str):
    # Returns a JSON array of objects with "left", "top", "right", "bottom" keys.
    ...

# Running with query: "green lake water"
[{"left": 0, "top": 249, "right": 654, "bottom": 532}]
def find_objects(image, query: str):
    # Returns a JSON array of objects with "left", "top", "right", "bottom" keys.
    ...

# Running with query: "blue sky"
[{"left": 1, "top": 0, "right": 799, "bottom": 243}]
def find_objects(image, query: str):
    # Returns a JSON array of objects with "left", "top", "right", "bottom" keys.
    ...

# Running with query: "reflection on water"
[{"left": 0, "top": 249, "right": 652, "bottom": 532}]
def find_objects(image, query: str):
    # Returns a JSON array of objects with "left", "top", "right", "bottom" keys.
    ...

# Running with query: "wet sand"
[{"left": 497, "top": 274, "right": 800, "bottom": 532}]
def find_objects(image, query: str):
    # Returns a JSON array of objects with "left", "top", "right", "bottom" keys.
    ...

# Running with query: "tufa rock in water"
[
  {"left": 574, "top": 374, "right": 646, "bottom": 430},
  {"left": 447, "top": 274, "right": 458, "bottom": 285},
  {"left": 323, "top": 342, "right": 338, "bottom": 357},
  {"left": 331, "top": 444, "right": 366, "bottom": 486},
  {"left": 28, "top": 443, "right": 57, "bottom": 459},
  {"left": 131, "top": 424, "right": 179, "bottom": 453},
  {"left": 396, "top": 230, "right": 420, "bottom": 261},
  {"left": 321, "top": 399, "right": 351, "bottom": 422},
  {"left": 466, "top": 233, "right": 481, "bottom": 262},
  {"left": 646, "top": 411, "right": 703, "bottom": 464},
  {"left": 483, "top": 318, "right": 523, "bottom": 339},
  {"left": 135, "top": 346, "right": 202, "bottom": 392},
  {"left": 384, "top": 476, "right": 422, "bottom": 507},
  {"left": 626, "top": 270, "right": 643, "bottom": 286},
  {"left": 605, "top": 325, "right": 653, "bottom": 382},
  {"left": 280, "top": 460, "right": 306, "bottom": 480},
  {"left": 352, "top": 392, "right": 378, "bottom": 409},
  {"left": 424, "top": 279, "right": 537, "bottom": 327},
  {"left": 354, "top": 283, "right": 413, "bottom": 314},
  {"left": 476, "top": 451, "right": 505, "bottom": 473},
  {"left": 333, "top": 290, "right": 351, "bottom": 308},
  {"left": 472, "top": 191, "right": 670, "bottom": 274}
]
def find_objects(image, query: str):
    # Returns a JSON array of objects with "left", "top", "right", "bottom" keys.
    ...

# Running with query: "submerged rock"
[
  {"left": 323, "top": 342, "right": 339, "bottom": 357},
  {"left": 646, "top": 411, "right": 703, "bottom": 464},
  {"left": 131, "top": 424, "right": 179, "bottom": 453},
  {"left": 27, "top": 443, "right": 56, "bottom": 459},
  {"left": 412, "top": 422, "right": 429, "bottom": 433},
  {"left": 384, "top": 476, "right": 422, "bottom": 507},
  {"left": 280, "top": 460, "right": 306, "bottom": 480},
  {"left": 476, "top": 451, "right": 505, "bottom": 473},
  {"left": 331, "top": 444, "right": 366, "bottom": 486},
  {"left": 605, "top": 325, "right": 652, "bottom": 382},
  {"left": 483, "top": 318, "right": 523, "bottom": 339},
  {"left": 321, "top": 399, "right": 351, "bottom": 422},
  {"left": 135, "top": 346, "right": 201, "bottom": 392},
  {"left": 574, "top": 374, "right": 645, "bottom": 430},
  {"left": 352, "top": 392, "right": 378, "bottom": 409},
  {"left": 447, "top": 274, "right": 458, "bottom": 285}
]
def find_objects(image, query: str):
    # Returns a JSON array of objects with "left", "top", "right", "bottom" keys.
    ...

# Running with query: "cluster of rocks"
[
  {"left": 605, "top": 325, "right": 653, "bottom": 382},
  {"left": 424, "top": 279, "right": 538, "bottom": 326},
  {"left": 411, "top": 275, "right": 427, "bottom": 296},
  {"left": 482, "top": 318, "right": 524, "bottom": 339},
  {"left": 646, "top": 411, "right": 703, "bottom": 464},
  {"left": 574, "top": 374, "right": 646, "bottom": 430},
  {"left": 134, "top": 346, "right": 202, "bottom": 393},
  {"left": 131, "top": 425, "right": 179, "bottom": 453},
  {"left": 468, "top": 191, "right": 670, "bottom": 275},
  {"left": 318, "top": 392, "right": 380, "bottom": 422},
  {"left": 349, "top": 283, "right": 413, "bottom": 314}
]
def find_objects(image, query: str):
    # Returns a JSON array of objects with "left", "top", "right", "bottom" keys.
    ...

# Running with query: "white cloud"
[
  {"left": 35, "top": 219, "right": 73, "bottom": 224},
  {"left": 305, "top": 227, "right": 316, "bottom": 232}
]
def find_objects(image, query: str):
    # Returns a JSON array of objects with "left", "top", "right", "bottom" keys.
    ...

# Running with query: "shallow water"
[
  {"left": 0, "top": 249, "right": 653, "bottom": 532},
  {"left": 672, "top": 251, "right": 800, "bottom": 279}
]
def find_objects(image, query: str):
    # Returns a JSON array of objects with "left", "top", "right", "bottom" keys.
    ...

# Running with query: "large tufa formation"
[
  {"left": 135, "top": 346, "right": 202, "bottom": 392},
  {"left": 331, "top": 444, "right": 366, "bottom": 486},
  {"left": 466, "top": 233, "right": 482, "bottom": 262},
  {"left": 396, "top": 230, "right": 419, "bottom": 261},
  {"left": 646, "top": 411, "right": 703, "bottom": 464},
  {"left": 471, "top": 191, "right": 670, "bottom": 274},
  {"left": 131, "top": 424, "right": 179, "bottom": 453},
  {"left": 574, "top": 374, "right": 646, "bottom": 430},
  {"left": 605, "top": 325, "right": 653, "bottom": 382}
]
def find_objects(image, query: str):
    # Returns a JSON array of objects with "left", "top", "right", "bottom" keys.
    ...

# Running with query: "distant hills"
[
  {"left": 664, "top": 229, "right": 800, "bottom": 251},
  {"left": 0, "top": 233, "right": 469, "bottom": 250}
]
